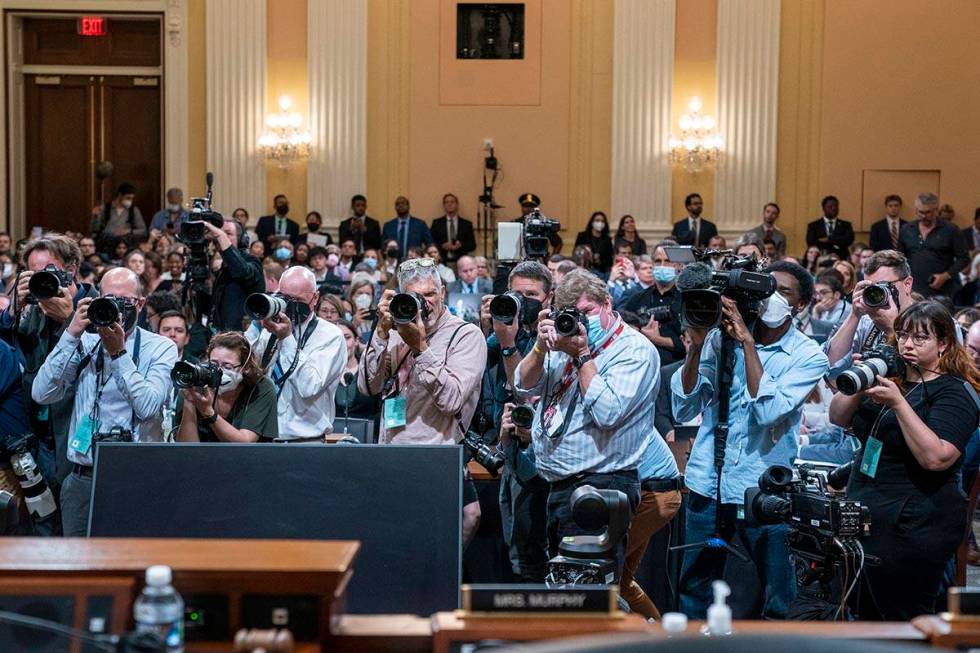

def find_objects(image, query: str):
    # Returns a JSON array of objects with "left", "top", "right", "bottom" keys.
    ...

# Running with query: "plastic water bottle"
[{"left": 133, "top": 565, "right": 184, "bottom": 653}]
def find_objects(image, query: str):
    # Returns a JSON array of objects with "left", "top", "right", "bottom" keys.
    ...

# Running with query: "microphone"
[
  {"left": 676, "top": 262, "right": 714, "bottom": 291},
  {"left": 205, "top": 171, "right": 214, "bottom": 188},
  {"left": 341, "top": 372, "right": 356, "bottom": 435}
]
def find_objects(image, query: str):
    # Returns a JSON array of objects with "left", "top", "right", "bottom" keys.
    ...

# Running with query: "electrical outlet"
[{"left": 483, "top": 138, "right": 494, "bottom": 151}]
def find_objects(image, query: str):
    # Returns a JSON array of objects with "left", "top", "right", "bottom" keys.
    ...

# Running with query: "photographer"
[
  {"left": 175, "top": 331, "right": 278, "bottom": 442},
  {"left": 358, "top": 257, "right": 487, "bottom": 544},
  {"left": 481, "top": 261, "right": 553, "bottom": 581},
  {"left": 672, "top": 261, "right": 828, "bottom": 619},
  {"left": 825, "top": 250, "right": 914, "bottom": 381},
  {"left": 246, "top": 267, "right": 346, "bottom": 441},
  {"left": 0, "top": 234, "right": 98, "bottom": 517},
  {"left": 622, "top": 242, "right": 685, "bottom": 365},
  {"left": 31, "top": 268, "right": 177, "bottom": 536},
  {"left": 206, "top": 220, "right": 265, "bottom": 332},
  {"left": 514, "top": 270, "right": 659, "bottom": 567},
  {"left": 828, "top": 301, "right": 980, "bottom": 620}
]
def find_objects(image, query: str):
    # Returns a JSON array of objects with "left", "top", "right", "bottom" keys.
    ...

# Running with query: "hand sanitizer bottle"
[{"left": 701, "top": 580, "right": 733, "bottom": 637}]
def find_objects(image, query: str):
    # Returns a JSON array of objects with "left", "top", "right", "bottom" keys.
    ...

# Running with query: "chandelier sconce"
[
  {"left": 258, "top": 94, "right": 312, "bottom": 169},
  {"left": 669, "top": 96, "right": 723, "bottom": 174}
]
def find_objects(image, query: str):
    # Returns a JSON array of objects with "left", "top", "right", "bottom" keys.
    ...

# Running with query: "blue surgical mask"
[
  {"left": 363, "top": 257, "right": 377, "bottom": 270},
  {"left": 653, "top": 266, "right": 677, "bottom": 284},
  {"left": 275, "top": 247, "right": 291, "bottom": 261},
  {"left": 586, "top": 314, "right": 605, "bottom": 348}
]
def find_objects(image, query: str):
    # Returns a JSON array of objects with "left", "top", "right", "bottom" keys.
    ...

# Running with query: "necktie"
[
  {"left": 399, "top": 220, "right": 409, "bottom": 255},
  {"left": 826, "top": 219, "right": 835, "bottom": 238},
  {"left": 276, "top": 217, "right": 285, "bottom": 235},
  {"left": 448, "top": 218, "right": 456, "bottom": 243},
  {"left": 692, "top": 219, "right": 700, "bottom": 245},
  {"left": 765, "top": 226, "right": 773, "bottom": 241},
  {"left": 890, "top": 220, "right": 899, "bottom": 250}
]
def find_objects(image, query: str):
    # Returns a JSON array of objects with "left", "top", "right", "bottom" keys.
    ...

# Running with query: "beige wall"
[{"left": 187, "top": 0, "right": 207, "bottom": 199}]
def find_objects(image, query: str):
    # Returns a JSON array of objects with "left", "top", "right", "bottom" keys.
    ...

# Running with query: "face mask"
[
  {"left": 307, "top": 222, "right": 320, "bottom": 233},
  {"left": 275, "top": 247, "right": 291, "bottom": 261},
  {"left": 344, "top": 312, "right": 353, "bottom": 322},
  {"left": 168, "top": 203, "right": 181, "bottom": 212},
  {"left": 522, "top": 297, "right": 543, "bottom": 324},
  {"left": 218, "top": 369, "right": 243, "bottom": 395},
  {"left": 286, "top": 300, "right": 312, "bottom": 324},
  {"left": 363, "top": 257, "right": 377, "bottom": 270},
  {"left": 121, "top": 199, "right": 133, "bottom": 209},
  {"left": 327, "top": 254, "right": 339, "bottom": 267},
  {"left": 586, "top": 313, "right": 605, "bottom": 348},
  {"left": 386, "top": 247, "right": 400, "bottom": 260},
  {"left": 653, "top": 266, "right": 677, "bottom": 284},
  {"left": 276, "top": 204, "right": 290, "bottom": 216},
  {"left": 121, "top": 303, "right": 138, "bottom": 332},
  {"left": 355, "top": 293, "right": 373, "bottom": 310},
  {"left": 761, "top": 291, "right": 792, "bottom": 328},
  {"left": 592, "top": 221, "right": 605, "bottom": 232},
  {"left": 2, "top": 263, "right": 13, "bottom": 278}
]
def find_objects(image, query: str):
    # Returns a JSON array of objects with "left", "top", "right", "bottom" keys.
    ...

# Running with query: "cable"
[{"left": 0, "top": 610, "right": 117, "bottom": 652}]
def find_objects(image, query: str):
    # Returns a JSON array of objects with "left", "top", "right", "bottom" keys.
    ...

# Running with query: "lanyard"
[
  {"left": 90, "top": 329, "right": 142, "bottom": 430},
  {"left": 269, "top": 318, "right": 319, "bottom": 396}
]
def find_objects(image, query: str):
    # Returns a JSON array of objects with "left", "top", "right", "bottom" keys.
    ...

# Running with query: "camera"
[
  {"left": 2, "top": 434, "right": 57, "bottom": 523},
  {"left": 836, "top": 344, "right": 905, "bottom": 395},
  {"left": 546, "top": 486, "right": 631, "bottom": 587},
  {"left": 176, "top": 174, "right": 224, "bottom": 285},
  {"left": 523, "top": 209, "right": 561, "bottom": 259},
  {"left": 553, "top": 307, "right": 587, "bottom": 338},
  {"left": 635, "top": 304, "right": 673, "bottom": 324},
  {"left": 461, "top": 431, "right": 504, "bottom": 477},
  {"left": 862, "top": 282, "right": 898, "bottom": 309},
  {"left": 675, "top": 250, "right": 776, "bottom": 329},
  {"left": 87, "top": 297, "right": 121, "bottom": 328},
  {"left": 245, "top": 293, "right": 288, "bottom": 320},
  {"left": 170, "top": 360, "right": 222, "bottom": 389},
  {"left": 389, "top": 292, "right": 430, "bottom": 325},
  {"left": 26, "top": 265, "right": 73, "bottom": 303},
  {"left": 489, "top": 292, "right": 539, "bottom": 327},
  {"left": 93, "top": 427, "right": 134, "bottom": 444},
  {"left": 511, "top": 404, "right": 535, "bottom": 429}
]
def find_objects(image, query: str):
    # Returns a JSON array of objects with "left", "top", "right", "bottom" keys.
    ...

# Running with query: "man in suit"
[
  {"left": 868, "top": 195, "right": 906, "bottom": 252},
  {"left": 339, "top": 194, "right": 382, "bottom": 254},
  {"left": 671, "top": 193, "right": 718, "bottom": 247},
  {"left": 742, "top": 202, "right": 787, "bottom": 257},
  {"left": 255, "top": 194, "right": 300, "bottom": 246},
  {"left": 381, "top": 196, "right": 433, "bottom": 257},
  {"left": 431, "top": 193, "right": 477, "bottom": 265},
  {"left": 962, "top": 207, "right": 980, "bottom": 256},
  {"left": 448, "top": 255, "right": 492, "bottom": 295},
  {"left": 805, "top": 195, "right": 854, "bottom": 260}
]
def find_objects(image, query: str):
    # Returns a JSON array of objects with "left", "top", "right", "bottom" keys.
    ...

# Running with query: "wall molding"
[
  {"left": 610, "top": 0, "right": 675, "bottom": 232},
  {"left": 205, "top": 0, "right": 266, "bottom": 220},
  {"left": 714, "top": 0, "right": 781, "bottom": 232},
  {"left": 307, "top": 0, "right": 367, "bottom": 228}
]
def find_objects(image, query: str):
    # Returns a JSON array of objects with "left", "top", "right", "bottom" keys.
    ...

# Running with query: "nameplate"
[{"left": 460, "top": 584, "right": 619, "bottom": 617}]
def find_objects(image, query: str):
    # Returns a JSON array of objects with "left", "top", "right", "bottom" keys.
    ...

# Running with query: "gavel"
[{"left": 233, "top": 629, "right": 295, "bottom": 653}]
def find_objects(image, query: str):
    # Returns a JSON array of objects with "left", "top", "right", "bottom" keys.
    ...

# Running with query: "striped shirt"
[
  {"left": 514, "top": 316, "right": 659, "bottom": 482},
  {"left": 31, "top": 327, "right": 178, "bottom": 466}
]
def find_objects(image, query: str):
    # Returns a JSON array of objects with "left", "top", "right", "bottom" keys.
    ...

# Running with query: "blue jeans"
[
  {"left": 499, "top": 466, "right": 550, "bottom": 581},
  {"left": 679, "top": 492, "right": 795, "bottom": 619}
]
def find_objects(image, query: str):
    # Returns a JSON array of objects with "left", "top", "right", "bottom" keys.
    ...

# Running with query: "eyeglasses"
[
  {"left": 213, "top": 362, "right": 243, "bottom": 372},
  {"left": 895, "top": 331, "right": 932, "bottom": 346},
  {"left": 398, "top": 258, "right": 436, "bottom": 272}
]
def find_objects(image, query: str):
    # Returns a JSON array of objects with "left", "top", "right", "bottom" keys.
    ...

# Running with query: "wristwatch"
[
  {"left": 572, "top": 353, "right": 593, "bottom": 369},
  {"left": 200, "top": 412, "right": 218, "bottom": 427},
  {"left": 110, "top": 349, "right": 127, "bottom": 361},
  {"left": 501, "top": 345, "right": 519, "bottom": 358}
]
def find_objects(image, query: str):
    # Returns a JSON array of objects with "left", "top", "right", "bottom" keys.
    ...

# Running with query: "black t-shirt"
[
  {"left": 851, "top": 374, "right": 980, "bottom": 489},
  {"left": 175, "top": 377, "right": 279, "bottom": 442}
]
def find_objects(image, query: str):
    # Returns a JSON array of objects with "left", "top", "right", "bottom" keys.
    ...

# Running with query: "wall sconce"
[
  {"left": 258, "top": 95, "right": 312, "bottom": 169},
  {"left": 669, "top": 96, "right": 723, "bottom": 174}
]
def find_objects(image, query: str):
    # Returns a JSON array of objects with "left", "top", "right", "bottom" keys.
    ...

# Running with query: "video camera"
[
  {"left": 177, "top": 172, "right": 224, "bottom": 285},
  {"left": 523, "top": 209, "right": 560, "bottom": 259},
  {"left": 460, "top": 431, "right": 504, "bottom": 477},
  {"left": 170, "top": 360, "right": 222, "bottom": 389},
  {"left": 671, "top": 247, "right": 776, "bottom": 329},
  {"left": 26, "top": 265, "right": 73, "bottom": 303},
  {"left": 546, "top": 486, "right": 630, "bottom": 586},
  {"left": 635, "top": 304, "right": 672, "bottom": 324}
]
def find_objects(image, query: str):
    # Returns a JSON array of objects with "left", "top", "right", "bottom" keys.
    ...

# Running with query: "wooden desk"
[{"left": 468, "top": 460, "right": 499, "bottom": 481}]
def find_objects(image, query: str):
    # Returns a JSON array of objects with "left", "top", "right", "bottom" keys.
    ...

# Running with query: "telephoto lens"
[
  {"left": 511, "top": 405, "right": 535, "bottom": 429},
  {"left": 638, "top": 304, "right": 673, "bottom": 323},
  {"left": 170, "top": 360, "right": 223, "bottom": 389},
  {"left": 836, "top": 345, "right": 906, "bottom": 395},
  {"left": 389, "top": 292, "right": 429, "bottom": 325},
  {"left": 489, "top": 292, "right": 522, "bottom": 324},
  {"left": 862, "top": 283, "right": 890, "bottom": 308},
  {"left": 27, "top": 270, "right": 62, "bottom": 301},
  {"left": 245, "top": 293, "right": 288, "bottom": 320},
  {"left": 554, "top": 307, "right": 587, "bottom": 337},
  {"left": 87, "top": 297, "right": 120, "bottom": 327}
]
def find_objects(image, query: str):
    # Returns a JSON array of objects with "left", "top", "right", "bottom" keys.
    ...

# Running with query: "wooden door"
[{"left": 23, "top": 74, "right": 161, "bottom": 236}]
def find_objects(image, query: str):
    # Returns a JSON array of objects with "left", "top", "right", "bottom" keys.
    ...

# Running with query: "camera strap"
[
  {"left": 270, "top": 318, "right": 319, "bottom": 396},
  {"left": 89, "top": 329, "right": 142, "bottom": 433}
]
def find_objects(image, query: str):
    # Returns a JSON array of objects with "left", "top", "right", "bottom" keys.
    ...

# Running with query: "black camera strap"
[
  {"left": 270, "top": 318, "right": 319, "bottom": 397},
  {"left": 89, "top": 329, "right": 142, "bottom": 433}
]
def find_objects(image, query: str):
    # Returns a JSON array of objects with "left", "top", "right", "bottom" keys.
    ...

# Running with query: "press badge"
[
  {"left": 859, "top": 437, "right": 883, "bottom": 478},
  {"left": 384, "top": 396, "right": 407, "bottom": 429},
  {"left": 545, "top": 404, "right": 564, "bottom": 439},
  {"left": 70, "top": 415, "right": 97, "bottom": 456}
]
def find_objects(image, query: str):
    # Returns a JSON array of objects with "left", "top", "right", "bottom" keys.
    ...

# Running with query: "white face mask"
[
  {"left": 218, "top": 369, "right": 243, "bottom": 395},
  {"left": 2, "top": 263, "right": 13, "bottom": 278},
  {"left": 355, "top": 293, "right": 373, "bottom": 310},
  {"left": 760, "top": 291, "right": 792, "bottom": 328},
  {"left": 168, "top": 203, "right": 181, "bottom": 212},
  {"left": 121, "top": 199, "right": 133, "bottom": 209},
  {"left": 592, "top": 221, "right": 605, "bottom": 232}
]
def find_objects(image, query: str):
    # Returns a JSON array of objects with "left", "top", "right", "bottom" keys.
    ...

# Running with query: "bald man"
[
  {"left": 246, "top": 266, "right": 346, "bottom": 441},
  {"left": 32, "top": 266, "right": 178, "bottom": 535}
]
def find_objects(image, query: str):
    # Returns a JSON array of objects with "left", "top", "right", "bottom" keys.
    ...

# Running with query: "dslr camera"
[
  {"left": 635, "top": 304, "right": 672, "bottom": 324},
  {"left": 862, "top": 282, "right": 899, "bottom": 309},
  {"left": 460, "top": 431, "right": 504, "bottom": 477},
  {"left": 245, "top": 293, "right": 288, "bottom": 321},
  {"left": 85, "top": 296, "right": 134, "bottom": 332},
  {"left": 26, "top": 265, "right": 73, "bottom": 303},
  {"left": 171, "top": 360, "right": 222, "bottom": 389},
  {"left": 836, "top": 344, "right": 905, "bottom": 395},
  {"left": 489, "top": 291, "right": 540, "bottom": 327},
  {"left": 553, "top": 307, "right": 587, "bottom": 338},
  {"left": 93, "top": 427, "right": 134, "bottom": 444},
  {"left": 674, "top": 249, "right": 776, "bottom": 329},
  {"left": 511, "top": 404, "right": 535, "bottom": 429},
  {"left": 523, "top": 209, "right": 561, "bottom": 259},
  {"left": 389, "top": 292, "right": 430, "bottom": 325}
]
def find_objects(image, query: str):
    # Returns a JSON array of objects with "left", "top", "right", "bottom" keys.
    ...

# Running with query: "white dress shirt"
[{"left": 246, "top": 315, "right": 346, "bottom": 439}]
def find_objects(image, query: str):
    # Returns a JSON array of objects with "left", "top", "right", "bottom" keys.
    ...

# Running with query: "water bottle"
[{"left": 134, "top": 565, "right": 184, "bottom": 653}]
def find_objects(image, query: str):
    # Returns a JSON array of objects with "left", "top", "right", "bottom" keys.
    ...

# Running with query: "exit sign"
[{"left": 77, "top": 16, "right": 107, "bottom": 37}]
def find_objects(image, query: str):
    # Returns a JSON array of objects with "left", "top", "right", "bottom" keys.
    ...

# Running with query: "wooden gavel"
[{"left": 233, "top": 629, "right": 295, "bottom": 653}]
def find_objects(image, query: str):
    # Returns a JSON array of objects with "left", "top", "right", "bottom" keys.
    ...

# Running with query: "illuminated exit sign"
[{"left": 77, "top": 16, "right": 107, "bottom": 37}]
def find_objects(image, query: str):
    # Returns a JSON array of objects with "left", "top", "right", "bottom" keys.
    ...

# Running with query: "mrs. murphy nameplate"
[{"left": 461, "top": 584, "right": 619, "bottom": 616}]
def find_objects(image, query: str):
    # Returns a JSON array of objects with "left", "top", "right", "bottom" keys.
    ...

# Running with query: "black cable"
[{"left": 0, "top": 610, "right": 117, "bottom": 652}]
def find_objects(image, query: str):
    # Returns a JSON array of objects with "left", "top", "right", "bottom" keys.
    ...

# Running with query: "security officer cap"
[{"left": 519, "top": 193, "right": 541, "bottom": 208}]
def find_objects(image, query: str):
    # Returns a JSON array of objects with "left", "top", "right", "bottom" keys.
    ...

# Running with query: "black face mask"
[
  {"left": 276, "top": 204, "right": 290, "bottom": 216},
  {"left": 386, "top": 247, "right": 400, "bottom": 260},
  {"left": 522, "top": 297, "right": 543, "bottom": 326},
  {"left": 285, "top": 300, "right": 312, "bottom": 325},
  {"left": 307, "top": 222, "right": 320, "bottom": 233}
]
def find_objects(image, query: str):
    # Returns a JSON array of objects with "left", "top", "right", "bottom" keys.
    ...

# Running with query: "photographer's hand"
[
  {"left": 66, "top": 297, "right": 92, "bottom": 338},
  {"left": 184, "top": 386, "right": 216, "bottom": 416},
  {"left": 261, "top": 314, "right": 292, "bottom": 340},
  {"left": 865, "top": 375, "right": 903, "bottom": 408},
  {"left": 535, "top": 309, "right": 557, "bottom": 352},
  {"left": 15, "top": 271, "right": 33, "bottom": 309},
  {"left": 202, "top": 221, "right": 233, "bottom": 251},
  {"left": 492, "top": 311, "right": 520, "bottom": 349},
  {"left": 396, "top": 312, "right": 427, "bottom": 353},
  {"left": 98, "top": 322, "right": 126, "bottom": 357},
  {"left": 38, "top": 286, "right": 74, "bottom": 323},
  {"left": 376, "top": 289, "right": 395, "bottom": 339},
  {"left": 480, "top": 295, "right": 493, "bottom": 336},
  {"left": 720, "top": 297, "right": 754, "bottom": 346},
  {"left": 554, "top": 323, "right": 588, "bottom": 358}
]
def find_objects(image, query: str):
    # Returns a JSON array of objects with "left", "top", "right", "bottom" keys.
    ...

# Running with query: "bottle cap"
[
  {"left": 661, "top": 612, "right": 688, "bottom": 633},
  {"left": 145, "top": 565, "right": 172, "bottom": 586}
]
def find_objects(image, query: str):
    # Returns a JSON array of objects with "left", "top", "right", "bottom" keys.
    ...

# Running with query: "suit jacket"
[
  {"left": 256, "top": 215, "right": 300, "bottom": 245},
  {"left": 448, "top": 277, "right": 492, "bottom": 295},
  {"left": 381, "top": 216, "right": 434, "bottom": 253},
  {"left": 869, "top": 218, "right": 906, "bottom": 252},
  {"left": 962, "top": 225, "right": 980, "bottom": 253},
  {"left": 339, "top": 216, "right": 382, "bottom": 253},
  {"left": 431, "top": 215, "right": 477, "bottom": 261},
  {"left": 744, "top": 224, "right": 787, "bottom": 256},
  {"left": 671, "top": 217, "right": 718, "bottom": 247},
  {"left": 805, "top": 217, "right": 854, "bottom": 260}
]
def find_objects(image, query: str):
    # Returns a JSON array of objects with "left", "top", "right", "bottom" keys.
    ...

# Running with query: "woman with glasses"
[
  {"left": 829, "top": 300, "right": 980, "bottom": 620},
  {"left": 348, "top": 274, "right": 379, "bottom": 342},
  {"left": 175, "top": 331, "right": 279, "bottom": 442}
]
